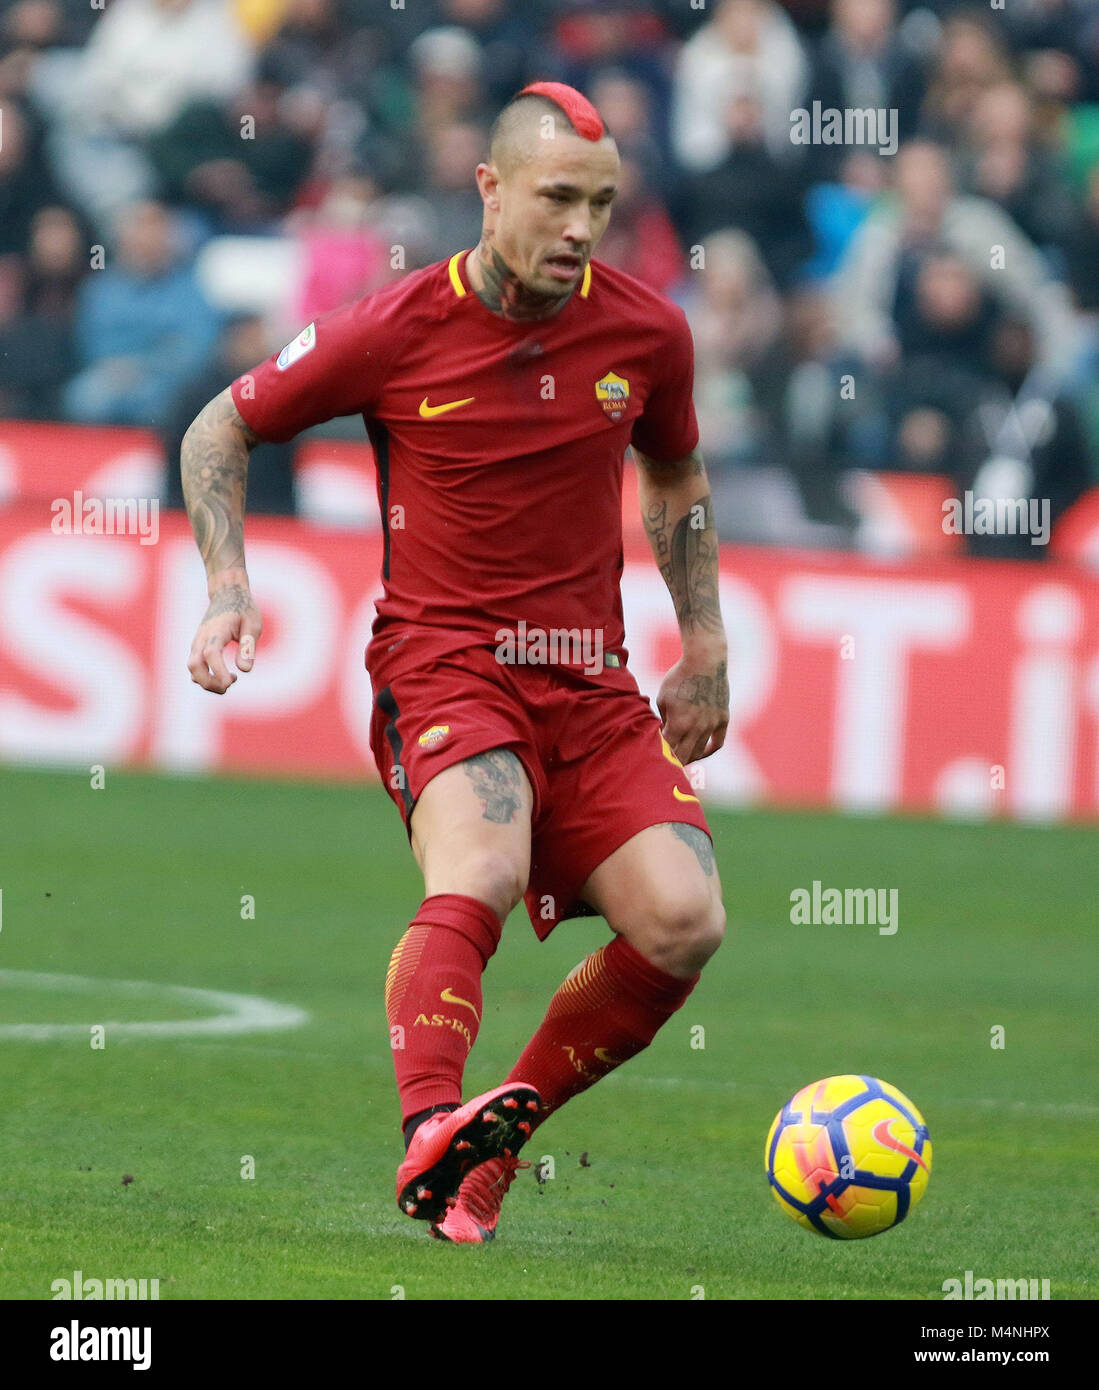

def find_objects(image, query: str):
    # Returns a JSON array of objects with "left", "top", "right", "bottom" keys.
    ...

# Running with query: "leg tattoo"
[
  {"left": 463, "top": 750, "right": 524, "bottom": 824},
  {"left": 670, "top": 822, "right": 715, "bottom": 876}
]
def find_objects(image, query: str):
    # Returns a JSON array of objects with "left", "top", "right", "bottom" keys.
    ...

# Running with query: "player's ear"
[{"left": 475, "top": 162, "right": 501, "bottom": 212}]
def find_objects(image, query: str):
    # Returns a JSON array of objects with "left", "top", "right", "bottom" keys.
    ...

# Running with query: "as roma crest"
[{"left": 595, "top": 371, "right": 630, "bottom": 421}]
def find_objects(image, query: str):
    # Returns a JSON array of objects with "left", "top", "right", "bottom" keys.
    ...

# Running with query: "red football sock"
[
  {"left": 506, "top": 934, "right": 698, "bottom": 1127},
  {"left": 385, "top": 893, "right": 501, "bottom": 1125}
]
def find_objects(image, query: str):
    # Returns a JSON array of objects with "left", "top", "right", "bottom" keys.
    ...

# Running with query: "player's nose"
[{"left": 563, "top": 215, "right": 592, "bottom": 246}]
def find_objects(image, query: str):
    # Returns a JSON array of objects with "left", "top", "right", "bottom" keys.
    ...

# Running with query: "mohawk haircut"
[
  {"left": 516, "top": 82, "right": 604, "bottom": 140},
  {"left": 488, "top": 82, "right": 608, "bottom": 174}
]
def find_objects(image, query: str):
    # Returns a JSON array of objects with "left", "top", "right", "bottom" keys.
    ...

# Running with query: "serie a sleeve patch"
[{"left": 276, "top": 322, "right": 317, "bottom": 370}]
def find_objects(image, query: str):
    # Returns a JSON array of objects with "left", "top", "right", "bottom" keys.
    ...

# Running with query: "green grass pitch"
[{"left": 0, "top": 765, "right": 1094, "bottom": 1300}]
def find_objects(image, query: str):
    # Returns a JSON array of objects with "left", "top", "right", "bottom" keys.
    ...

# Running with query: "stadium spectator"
[
  {"left": 806, "top": 0, "right": 927, "bottom": 178},
  {"left": 832, "top": 140, "right": 1080, "bottom": 381},
  {"left": 802, "top": 148, "right": 886, "bottom": 282},
  {"left": 1, "top": 0, "right": 59, "bottom": 45},
  {"left": 164, "top": 313, "right": 296, "bottom": 515},
  {"left": 24, "top": 203, "right": 87, "bottom": 323},
  {"left": 957, "top": 81, "right": 1078, "bottom": 262},
  {"left": 73, "top": 0, "right": 254, "bottom": 135},
  {"left": 1003, "top": 0, "right": 1099, "bottom": 102},
  {"left": 0, "top": 200, "right": 85, "bottom": 419},
  {"left": 288, "top": 173, "right": 393, "bottom": 322},
  {"left": 256, "top": 1, "right": 425, "bottom": 195},
  {"left": 780, "top": 284, "right": 861, "bottom": 526},
  {"left": 407, "top": 25, "right": 490, "bottom": 144},
  {"left": 882, "top": 252, "right": 1006, "bottom": 470},
  {"left": 868, "top": 271, "right": 1092, "bottom": 558},
  {"left": 1058, "top": 162, "right": 1099, "bottom": 468},
  {"left": 549, "top": 1, "right": 676, "bottom": 165},
  {"left": 918, "top": 10, "right": 1012, "bottom": 147},
  {"left": 671, "top": 0, "right": 810, "bottom": 172},
  {"left": 436, "top": 0, "right": 544, "bottom": 109},
  {"left": 672, "top": 92, "right": 814, "bottom": 291},
  {"left": 355, "top": 189, "right": 438, "bottom": 278},
  {"left": 1, "top": 0, "right": 98, "bottom": 49},
  {"left": 418, "top": 122, "right": 492, "bottom": 265},
  {"left": 254, "top": 0, "right": 373, "bottom": 102},
  {"left": 590, "top": 153, "right": 686, "bottom": 295},
  {"left": 1065, "top": 164, "right": 1099, "bottom": 313},
  {"left": 237, "top": 0, "right": 330, "bottom": 57},
  {"left": 0, "top": 254, "right": 74, "bottom": 419},
  {"left": 588, "top": 68, "right": 666, "bottom": 200},
  {"left": 48, "top": 0, "right": 255, "bottom": 231},
  {"left": 0, "top": 101, "right": 62, "bottom": 257},
  {"left": 147, "top": 75, "right": 319, "bottom": 232},
  {"left": 957, "top": 315, "right": 1093, "bottom": 560},
  {"left": 781, "top": 0, "right": 832, "bottom": 33},
  {"left": 894, "top": 252, "right": 1001, "bottom": 379},
  {"left": 63, "top": 200, "right": 220, "bottom": 427},
  {"left": 680, "top": 228, "right": 786, "bottom": 469}
]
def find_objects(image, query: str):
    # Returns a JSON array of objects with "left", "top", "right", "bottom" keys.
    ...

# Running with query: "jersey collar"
[{"left": 448, "top": 250, "right": 592, "bottom": 301}]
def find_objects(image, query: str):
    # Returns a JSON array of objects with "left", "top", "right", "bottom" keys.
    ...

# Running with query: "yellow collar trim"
[
  {"left": 449, "top": 251, "right": 591, "bottom": 300},
  {"left": 448, "top": 251, "right": 467, "bottom": 298}
]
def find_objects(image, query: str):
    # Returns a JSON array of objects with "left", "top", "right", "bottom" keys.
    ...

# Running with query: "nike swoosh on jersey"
[
  {"left": 440, "top": 986, "right": 480, "bottom": 1021},
  {"left": 673, "top": 786, "right": 700, "bottom": 803},
  {"left": 419, "top": 395, "right": 475, "bottom": 418}
]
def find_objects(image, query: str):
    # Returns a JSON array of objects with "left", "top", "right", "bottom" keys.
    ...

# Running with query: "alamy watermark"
[
  {"left": 495, "top": 621, "right": 606, "bottom": 677},
  {"left": 941, "top": 1270, "right": 1051, "bottom": 1301},
  {"left": 790, "top": 102, "right": 898, "bottom": 156},
  {"left": 51, "top": 1269, "right": 160, "bottom": 1300},
  {"left": 789, "top": 880, "right": 899, "bottom": 935},
  {"left": 50, "top": 492, "right": 159, "bottom": 546},
  {"left": 942, "top": 492, "right": 1050, "bottom": 546},
  {"left": 49, "top": 1321, "right": 152, "bottom": 1371}
]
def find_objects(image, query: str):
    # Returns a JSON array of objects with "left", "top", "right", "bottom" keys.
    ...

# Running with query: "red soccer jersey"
[{"left": 231, "top": 251, "right": 698, "bottom": 678}]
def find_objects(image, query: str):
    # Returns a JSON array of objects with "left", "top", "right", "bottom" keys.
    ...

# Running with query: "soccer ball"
[{"left": 765, "top": 1074, "right": 932, "bottom": 1239}]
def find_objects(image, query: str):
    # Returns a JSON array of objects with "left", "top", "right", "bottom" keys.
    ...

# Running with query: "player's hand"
[
  {"left": 187, "top": 574, "right": 262, "bottom": 694},
  {"left": 657, "top": 643, "right": 729, "bottom": 765}
]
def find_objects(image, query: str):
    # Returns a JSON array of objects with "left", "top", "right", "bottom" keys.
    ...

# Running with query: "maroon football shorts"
[{"left": 367, "top": 630, "right": 712, "bottom": 938}]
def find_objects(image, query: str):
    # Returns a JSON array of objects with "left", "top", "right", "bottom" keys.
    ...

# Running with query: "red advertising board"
[
  {"left": 2, "top": 499, "right": 1097, "bottom": 822},
  {"left": 6, "top": 417, "right": 1099, "bottom": 557}
]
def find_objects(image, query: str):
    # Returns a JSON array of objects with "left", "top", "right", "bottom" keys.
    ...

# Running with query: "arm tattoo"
[
  {"left": 670, "top": 822, "right": 715, "bottom": 876},
  {"left": 180, "top": 388, "right": 258, "bottom": 575},
  {"left": 463, "top": 749, "right": 524, "bottom": 824},
  {"left": 642, "top": 492, "right": 725, "bottom": 642},
  {"left": 645, "top": 498, "right": 670, "bottom": 567}
]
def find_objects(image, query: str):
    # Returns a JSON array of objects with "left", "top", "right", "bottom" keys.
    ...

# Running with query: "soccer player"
[{"left": 182, "top": 82, "right": 729, "bottom": 1242}]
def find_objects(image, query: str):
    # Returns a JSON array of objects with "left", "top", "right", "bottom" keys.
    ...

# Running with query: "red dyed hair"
[{"left": 517, "top": 82, "right": 605, "bottom": 141}]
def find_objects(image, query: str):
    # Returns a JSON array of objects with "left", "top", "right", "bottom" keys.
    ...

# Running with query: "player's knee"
[
  {"left": 637, "top": 890, "right": 725, "bottom": 976},
  {"left": 440, "top": 848, "right": 527, "bottom": 922}
]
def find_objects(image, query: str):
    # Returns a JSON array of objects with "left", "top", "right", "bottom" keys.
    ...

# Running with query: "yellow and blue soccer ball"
[{"left": 765, "top": 1075, "right": 932, "bottom": 1239}]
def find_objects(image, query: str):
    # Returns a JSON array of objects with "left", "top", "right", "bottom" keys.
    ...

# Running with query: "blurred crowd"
[{"left": 1, "top": 0, "right": 1098, "bottom": 553}]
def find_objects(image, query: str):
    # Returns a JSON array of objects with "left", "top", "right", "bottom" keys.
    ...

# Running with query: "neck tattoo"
[{"left": 472, "top": 238, "right": 573, "bottom": 322}]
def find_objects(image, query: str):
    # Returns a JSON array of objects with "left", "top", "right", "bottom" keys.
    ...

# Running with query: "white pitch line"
[
  {"left": 0, "top": 969, "right": 308, "bottom": 1040},
  {"left": 603, "top": 1071, "right": 1099, "bottom": 1117}
]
